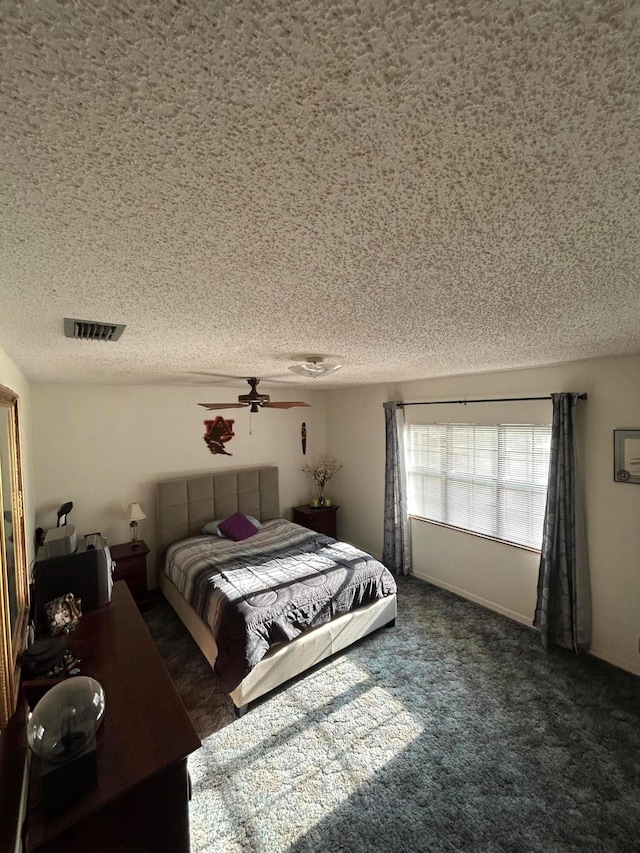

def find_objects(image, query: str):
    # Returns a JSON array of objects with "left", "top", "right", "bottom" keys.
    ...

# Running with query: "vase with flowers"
[{"left": 303, "top": 458, "right": 342, "bottom": 506}]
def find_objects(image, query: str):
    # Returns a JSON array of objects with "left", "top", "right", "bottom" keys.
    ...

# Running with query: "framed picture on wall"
[{"left": 613, "top": 430, "right": 640, "bottom": 483}]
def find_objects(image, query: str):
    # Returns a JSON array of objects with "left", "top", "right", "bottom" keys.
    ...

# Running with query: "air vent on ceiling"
[{"left": 64, "top": 318, "right": 126, "bottom": 341}]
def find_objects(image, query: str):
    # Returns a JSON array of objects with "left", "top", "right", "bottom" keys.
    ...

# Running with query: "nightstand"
[
  {"left": 292, "top": 504, "right": 340, "bottom": 539},
  {"left": 110, "top": 540, "right": 150, "bottom": 608}
]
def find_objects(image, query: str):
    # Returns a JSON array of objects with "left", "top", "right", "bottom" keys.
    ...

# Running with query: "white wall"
[
  {"left": 32, "top": 383, "right": 327, "bottom": 586},
  {"left": 0, "top": 346, "right": 35, "bottom": 569},
  {"left": 21, "top": 351, "right": 640, "bottom": 676},
  {"left": 326, "top": 354, "right": 640, "bottom": 676}
]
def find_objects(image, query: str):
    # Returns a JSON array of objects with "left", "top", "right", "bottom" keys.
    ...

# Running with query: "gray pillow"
[{"left": 201, "top": 519, "right": 224, "bottom": 536}]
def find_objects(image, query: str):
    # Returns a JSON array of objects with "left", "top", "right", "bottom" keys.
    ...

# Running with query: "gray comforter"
[{"left": 164, "top": 518, "right": 397, "bottom": 692}]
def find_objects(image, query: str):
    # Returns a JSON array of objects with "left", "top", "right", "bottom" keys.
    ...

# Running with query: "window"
[{"left": 405, "top": 423, "right": 552, "bottom": 549}]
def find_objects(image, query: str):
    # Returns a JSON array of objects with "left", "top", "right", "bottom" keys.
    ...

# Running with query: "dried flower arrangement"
[{"left": 302, "top": 458, "right": 342, "bottom": 505}]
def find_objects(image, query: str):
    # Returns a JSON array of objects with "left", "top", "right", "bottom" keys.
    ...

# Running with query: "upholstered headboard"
[{"left": 156, "top": 466, "right": 280, "bottom": 555}]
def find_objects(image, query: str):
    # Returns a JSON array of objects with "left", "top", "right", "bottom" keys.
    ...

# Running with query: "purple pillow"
[{"left": 218, "top": 511, "right": 259, "bottom": 542}]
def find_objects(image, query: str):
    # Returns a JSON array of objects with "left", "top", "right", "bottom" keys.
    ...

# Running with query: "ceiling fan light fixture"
[
  {"left": 199, "top": 377, "right": 309, "bottom": 412},
  {"left": 288, "top": 358, "right": 342, "bottom": 379}
]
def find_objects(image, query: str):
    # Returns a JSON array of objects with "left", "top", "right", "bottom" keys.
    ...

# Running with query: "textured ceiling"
[{"left": 1, "top": 0, "right": 640, "bottom": 389}]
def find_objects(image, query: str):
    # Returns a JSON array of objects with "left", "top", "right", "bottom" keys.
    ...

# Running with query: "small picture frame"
[
  {"left": 613, "top": 430, "right": 640, "bottom": 484},
  {"left": 44, "top": 592, "right": 82, "bottom": 635}
]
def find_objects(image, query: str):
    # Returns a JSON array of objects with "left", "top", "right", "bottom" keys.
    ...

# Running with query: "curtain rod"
[{"left": 399, "top": 393, "right": 587, "bottom": 407}]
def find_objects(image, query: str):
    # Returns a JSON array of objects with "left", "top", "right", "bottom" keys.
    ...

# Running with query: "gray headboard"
[{"left": 156, "top": 466, "right": 280, "bottom": 555}]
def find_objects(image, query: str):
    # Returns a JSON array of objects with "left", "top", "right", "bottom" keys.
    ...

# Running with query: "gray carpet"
[{"left": 144, "top": 576, "right": 640, "bottom": 853}]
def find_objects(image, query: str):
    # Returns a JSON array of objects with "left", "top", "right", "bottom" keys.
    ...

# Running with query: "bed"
[{"left": 156, "top": 466, "right": 398, "bottom": 715}]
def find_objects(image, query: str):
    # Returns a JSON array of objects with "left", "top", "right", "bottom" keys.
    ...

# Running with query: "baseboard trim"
[
  {"left": 410, "top": 569, "right": 533, "bottom": 627},
  {"left": 410, "top": 570, "right": 640, "bottom": 678},
  {"left": 587, "top": 645, "right": 640, "bottom": 677}
]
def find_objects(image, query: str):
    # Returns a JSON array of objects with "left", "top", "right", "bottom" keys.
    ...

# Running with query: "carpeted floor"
[{"left": 144, "top": 576, "right": 640, "bottom": 853}]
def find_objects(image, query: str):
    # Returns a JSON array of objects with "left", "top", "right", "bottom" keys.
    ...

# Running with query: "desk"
[{"left": 24, "top": 582, "right": 201, "bottom": 853}]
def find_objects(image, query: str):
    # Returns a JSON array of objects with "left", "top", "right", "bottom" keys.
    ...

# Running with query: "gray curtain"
[
  {"left": 534, "top": 392, "right": 590, "bottom": 652},
  {"left": 382, "top": 401, "right": 411, "bottom": 576}
]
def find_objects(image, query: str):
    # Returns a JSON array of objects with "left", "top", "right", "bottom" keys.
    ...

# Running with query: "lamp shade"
[{"left": 127, "top": 502, "right": 146, "bottom": 522}]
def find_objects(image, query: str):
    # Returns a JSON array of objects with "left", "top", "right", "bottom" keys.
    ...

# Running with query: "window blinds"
[{"left": 405, "top": 423, "right": 552, "bottom": 549}]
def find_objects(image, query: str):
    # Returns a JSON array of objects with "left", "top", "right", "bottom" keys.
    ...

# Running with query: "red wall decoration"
[{"left": 204, "top": 417, "right": 235, "bottom": 455}]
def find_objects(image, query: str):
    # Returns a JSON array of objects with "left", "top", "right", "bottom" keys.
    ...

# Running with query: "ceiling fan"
[{"left": 199, "top": 378, "right": 310, "bottom": 414}]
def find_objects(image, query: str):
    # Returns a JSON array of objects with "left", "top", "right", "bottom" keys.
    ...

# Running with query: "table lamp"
[{"left": 127, "top": 502, "right": 146, "bottom": 543}]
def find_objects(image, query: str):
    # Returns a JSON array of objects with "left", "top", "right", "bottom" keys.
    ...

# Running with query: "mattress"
[{"left": 163, "top": 518, "right": 397, "bottom": 692}]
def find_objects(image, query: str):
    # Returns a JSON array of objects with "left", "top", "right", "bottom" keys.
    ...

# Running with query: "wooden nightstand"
[
  {"left": 292, "top": 504, "right": 340, "bottom": 539},
  {"left": 110, "top": 540, "right": 150, "bottom": 607}
]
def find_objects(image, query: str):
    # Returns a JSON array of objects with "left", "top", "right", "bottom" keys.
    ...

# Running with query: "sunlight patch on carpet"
[{"left": 188, "top": 659, "right": 423, "bottom": 852}]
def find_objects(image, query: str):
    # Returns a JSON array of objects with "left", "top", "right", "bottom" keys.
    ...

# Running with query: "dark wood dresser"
[
  {"left": 23, "top": 582, "right": 201, "bottom": 853},
  {"left": 292, "top": 504, "right": 340, "bottom": 539}
]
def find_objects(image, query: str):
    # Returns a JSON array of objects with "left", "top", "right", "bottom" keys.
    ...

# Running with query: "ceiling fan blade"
[
  {"left": 262, "top": 401, "right": 310, "bottom": 409},
  {"left": 198, "top": 402, "right": 249, "bottom": 410},
  {"left": 190, "top": 371, "right": 295, "bottom": 385}
]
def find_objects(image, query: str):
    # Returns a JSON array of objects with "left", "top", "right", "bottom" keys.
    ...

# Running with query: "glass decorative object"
[{"left": 27, "top": 676, "right": 106, "bottom": 763}]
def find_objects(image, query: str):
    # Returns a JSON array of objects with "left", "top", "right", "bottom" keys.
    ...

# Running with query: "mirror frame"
[{"left": 0, "top": 384, "right": 29, "bottom": 729}]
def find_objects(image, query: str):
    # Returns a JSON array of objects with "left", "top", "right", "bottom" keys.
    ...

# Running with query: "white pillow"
[
  {"left": 201, "top": 516, "right": 261, "bottom": 537},
  {"left": 201, "top": 520, "right": 223, "bottom": 535}
]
